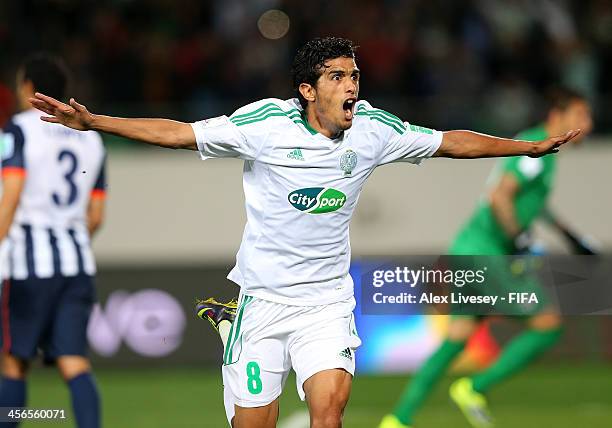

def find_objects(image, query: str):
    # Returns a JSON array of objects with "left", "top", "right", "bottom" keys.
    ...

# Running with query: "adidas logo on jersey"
[
  {"left": 339, "top": 347, "right": 352, "bottom": 361},
  {"left": 287, "top": 148, "right": 305, "bottom": 161}
]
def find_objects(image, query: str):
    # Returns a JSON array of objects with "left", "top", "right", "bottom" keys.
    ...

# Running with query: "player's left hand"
[{"left": 529, "top": 129, "right": 581, "bottom": 157}]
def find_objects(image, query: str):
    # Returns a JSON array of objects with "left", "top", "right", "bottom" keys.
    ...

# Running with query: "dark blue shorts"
[{"left": 0, "top": 274, "right": 96, "bottom": 361}]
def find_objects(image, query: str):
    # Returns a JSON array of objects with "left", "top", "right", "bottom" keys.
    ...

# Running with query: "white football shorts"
[{"left": 221, "top": 293, "right": 361, "bottom": 424}]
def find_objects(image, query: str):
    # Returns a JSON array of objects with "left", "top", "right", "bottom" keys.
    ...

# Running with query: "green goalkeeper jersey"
[{"left": 451, "top": 125, "right": 556, "bottom": 255}]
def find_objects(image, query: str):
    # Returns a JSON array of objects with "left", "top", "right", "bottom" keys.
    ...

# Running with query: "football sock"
[
  {"left": 68, "top": 372, "right": 100, "bottom": 428},
  {"left": 393, "top": 339, "right": 466, "bottom": 425},
  {"left": 472, "top": 327, "right": 562, "bottom": 394},
  {"left": 219, "top": 320, "right": 232, "bottom": 349},
  {"left": 0, "top": 376, "right": 26, "bottom": 428}
]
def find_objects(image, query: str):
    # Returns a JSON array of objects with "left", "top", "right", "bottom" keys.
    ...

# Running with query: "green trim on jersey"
[
  {"left": 450, "top": 125, "right": 557, "bottom": 255},
  {"left": 230, "top": 103, "right": 317, "bottom": 135},
  {"left": 355, "top": 104, "right": 406, "bottom": 134},
  {"left": 299, "top": 111, "right": 319, "bottom": 135}
]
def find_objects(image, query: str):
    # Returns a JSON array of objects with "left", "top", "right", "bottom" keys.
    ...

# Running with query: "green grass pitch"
[{"left": 20, "top": 364, "right": 612, "bottom": 427}]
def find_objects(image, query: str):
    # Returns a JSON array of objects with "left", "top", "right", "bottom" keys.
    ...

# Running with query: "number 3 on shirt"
[
  {"left": 52, "top": 149, "right": 79, "bottom": 206},
  {"left": 246, "top": 361, "right": 262, "bottom": 394}
]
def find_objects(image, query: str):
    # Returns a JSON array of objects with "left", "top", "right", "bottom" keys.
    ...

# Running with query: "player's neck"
[
  {"left": 304, "top": 106, "right": 342, "bottom": 139},
  {"left": 18, "top": 93, "right": 36, "bottom": 112}
]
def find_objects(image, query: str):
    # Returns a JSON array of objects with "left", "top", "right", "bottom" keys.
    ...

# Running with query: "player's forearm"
[
  {"left": 438, "top": 131, "right": 537, "bottom": 158},
  {"left": 540, "top": 206, "right": 564, "bottom": 230},
  {"left": 87, "top": 209, "right": 102, "bottom": 236},
  {"left": 0, "top": 202, "right": 19, "bottom": 242},
  {"left": 0, "top": 177, "right": 24, "bottom": 242},
  {"left": 88, "top": 218, "right": 102, "bottom": 237},
  {"left": 490, "top": 193, "right": 522, "bottom": 239},
  {"left": 90, "top": 115, "right": 197, "bottom": 150},
  {"left": 0, "top": 219, "right": 11, "bottom": 243},
  {"left": 87, "top": 199, "right": 105, "bottom": 237}
]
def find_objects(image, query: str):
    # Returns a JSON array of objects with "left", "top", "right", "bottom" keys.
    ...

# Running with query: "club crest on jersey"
[
  {"left": 339, "top": 149, "right": 357, "bottom": 177},
  {"left": 288, "top": 187, "right": 346, "bottom": 214}
]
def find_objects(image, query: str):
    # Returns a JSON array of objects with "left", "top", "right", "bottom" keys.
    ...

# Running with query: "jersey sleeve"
[
  {"left": 91, "top": 153, "right": 107, "bottom": 199},
  {"left": 359, "top": 103, "right": 442, "bottom": 166},
  {"left": 1, "top": 121, "right": 26, "bottom": 177},
  {"left": 501, "top": 156, "right": 544, "bottom": 186},
  {"left": 191, "top": 100, "right": 272, "bottom": 161}
]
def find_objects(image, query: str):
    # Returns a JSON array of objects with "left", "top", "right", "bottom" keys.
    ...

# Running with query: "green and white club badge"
[{"left": 339, "top": 149, "right": 357, "bottom": 177}]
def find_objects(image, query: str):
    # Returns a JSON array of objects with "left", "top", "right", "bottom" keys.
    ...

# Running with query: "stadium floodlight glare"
[{"left": 257, "top": 9, "right": 290, "bottom": 40}]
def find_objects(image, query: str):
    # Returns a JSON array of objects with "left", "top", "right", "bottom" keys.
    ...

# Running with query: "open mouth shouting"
[{"left": 342, "top": 97, "right": 357, "bottom": 121}]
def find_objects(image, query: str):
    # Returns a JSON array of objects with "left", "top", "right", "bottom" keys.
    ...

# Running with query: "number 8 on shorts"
[{"left": 246, "top": 361, "right": 263, "bottom": 394}]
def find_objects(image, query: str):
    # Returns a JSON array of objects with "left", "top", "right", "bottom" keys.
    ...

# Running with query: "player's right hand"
[{"left": 29, "top": 93, "right": 94, "bottom": 131}]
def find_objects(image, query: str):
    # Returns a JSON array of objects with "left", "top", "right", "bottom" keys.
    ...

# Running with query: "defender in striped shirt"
[
  {"left": 0, "top": 54, "right": 105, "bottom": 428},
  {"left": 30, "top": 37, "right": 580, "bottom": 428}
]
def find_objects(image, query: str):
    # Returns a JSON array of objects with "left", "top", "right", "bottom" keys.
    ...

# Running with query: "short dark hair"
[
  {"left": 546, "top": 86, "right": 587, "bottom": 112},
  {"left": 19, "top": 53, "right": 69, "bottom": 101},
  {"left": 290, "top": 37, "right": 357, "bottom": 109}
]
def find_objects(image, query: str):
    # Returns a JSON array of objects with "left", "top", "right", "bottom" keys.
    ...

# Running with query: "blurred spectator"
[
  {"left": 1, "top": 0, "right": 610, "bottom": 132},
  {"left": 0, "top": 83, "right": 14, "bottom": 127}
]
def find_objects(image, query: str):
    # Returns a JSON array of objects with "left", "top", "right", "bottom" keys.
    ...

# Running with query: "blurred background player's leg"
[
  {"left": 379, "top": 232, "right": 497, "bottom": 428},
  {"left": 451, "top": 256, "right": 562, "bottom": 397},
  {"left": 58, "top": 356, "right": 100, "bottom": 428},
  {"left": 0, "top": 277, "right": 62, "bottom": 427},
  {"left": 47, "top": 275, "right": 100, "bottom": 428},
  {"left": 379, "top": 316, "right": 477, "bottom": 428},
  {"left": 0, "top": 354, "right": 29, "bottom": 428},
  {"left": 449, "top": 310, "right": 561, "bottom": 428},
  {"left": 464, "top": 310, "right": 562, "bottom": 396}
]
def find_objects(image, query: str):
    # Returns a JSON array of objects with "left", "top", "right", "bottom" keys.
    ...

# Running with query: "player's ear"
[{"left": 299, "top": 83, "right": 316, "bottom": 104}]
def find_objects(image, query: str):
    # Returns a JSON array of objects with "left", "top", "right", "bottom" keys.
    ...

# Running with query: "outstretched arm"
[
  {"left": 435, "top": 129, "right": 581, "bottom": 158},
  {"left": 30, "top": 93, "right": 197, "bottom": 150}
]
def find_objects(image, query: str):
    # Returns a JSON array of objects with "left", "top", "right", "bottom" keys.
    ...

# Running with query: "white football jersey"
[
  {"left": 191, "top": 98, "right": 442, "bottom": 305},
  {"left": 1, "top": 109, "right": 106, "bottom": 279}
]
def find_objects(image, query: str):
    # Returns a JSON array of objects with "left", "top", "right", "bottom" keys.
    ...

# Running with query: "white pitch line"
[{"left": 277, "top": 409, "right": 310, "bottom": 428}]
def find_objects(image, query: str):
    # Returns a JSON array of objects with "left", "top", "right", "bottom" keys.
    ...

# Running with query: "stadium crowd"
[{"left": 1, "top": 0, "right": 611, "bottom": 133}]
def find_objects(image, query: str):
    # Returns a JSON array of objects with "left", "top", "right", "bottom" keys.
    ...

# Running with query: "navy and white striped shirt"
[{"left": 1, "top": 109, "right": 106, "bottom": 280}]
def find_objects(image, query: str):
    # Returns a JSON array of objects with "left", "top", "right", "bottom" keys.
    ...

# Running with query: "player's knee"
[
  {"left": 233, "top": 401, "right": 279, "bottom": 428},
  {"left": 310, "top": 406, "right": 344, "bottom": 428},
  {"left": 1, "top": 354, "right": 29, "bottom": 379},
  {"left": 447, "top": 317, "right": 478, "bottom": 341},
  {"left": 529, "top": 311, "right": 562, "bottom": 330},
  {"left": 56, "top": 356, "right": 91, "bottom": 382},
  {"left": 309, "top": 390, "right": 349, "bottom": 428}
]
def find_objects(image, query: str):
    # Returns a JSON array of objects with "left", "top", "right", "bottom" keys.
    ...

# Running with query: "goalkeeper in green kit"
[{"left": 379, "top": 87, "right": 595, "bottom": 428}]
